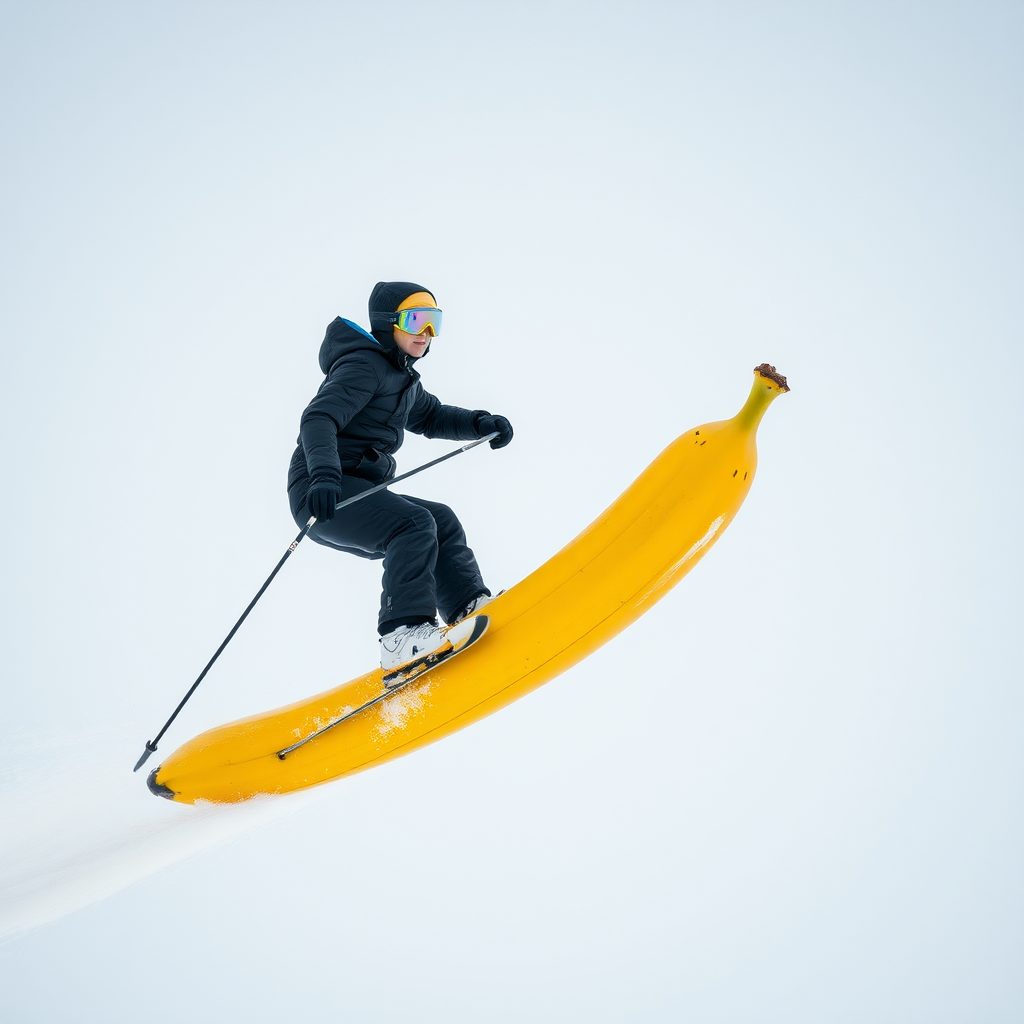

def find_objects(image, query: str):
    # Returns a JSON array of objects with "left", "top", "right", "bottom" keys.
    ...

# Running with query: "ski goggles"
[{"left": 376, "top": 306, "right": 443, "bottom": 336}]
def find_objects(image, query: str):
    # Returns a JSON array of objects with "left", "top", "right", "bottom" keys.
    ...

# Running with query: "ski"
[{"left": 276, "top": 615, "right": 489, "bottom": 760}]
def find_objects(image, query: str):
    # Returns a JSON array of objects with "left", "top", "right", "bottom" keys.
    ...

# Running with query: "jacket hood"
[
  {"left": 318, "top": 318, "right": 386, "bottom": 375},
  {"left": 318, "top": 317, "right": 425, "bottom": 375}
]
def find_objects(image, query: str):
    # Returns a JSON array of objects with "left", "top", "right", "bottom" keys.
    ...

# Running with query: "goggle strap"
[{"left": 371, "top": 309, "right": 442, "bottom": 322}]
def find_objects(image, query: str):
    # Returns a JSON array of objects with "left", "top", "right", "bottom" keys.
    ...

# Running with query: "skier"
[{"left": 287, "top": 281, "right": 512, "bottom": 679}]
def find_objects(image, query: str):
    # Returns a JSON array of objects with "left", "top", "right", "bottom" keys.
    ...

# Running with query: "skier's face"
[{"left": 394, "top": 325, "right": 433, "bottom": 357}]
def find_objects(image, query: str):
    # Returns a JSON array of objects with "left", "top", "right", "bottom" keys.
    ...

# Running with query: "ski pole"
[{"left": 133, "top": 432, "right": 499, "bottom": 772}]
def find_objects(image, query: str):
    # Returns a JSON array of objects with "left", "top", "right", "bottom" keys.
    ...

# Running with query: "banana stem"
[{"left": 735, "top": 363, "right": 790, "bottom": 429}]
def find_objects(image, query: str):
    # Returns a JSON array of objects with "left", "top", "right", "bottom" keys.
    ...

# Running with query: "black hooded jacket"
[{"left": 287, "top": 317, "right": 486, "bottom": 507}]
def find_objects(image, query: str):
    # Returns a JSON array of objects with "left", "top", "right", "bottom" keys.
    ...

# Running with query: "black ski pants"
[{"left": 291, "top": 476, "right": 488, "bottom": 635}]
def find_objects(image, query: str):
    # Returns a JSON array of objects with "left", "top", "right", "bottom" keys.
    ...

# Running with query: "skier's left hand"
[{"left": 476, "top": 413, "right": 514, "bottom": 449}]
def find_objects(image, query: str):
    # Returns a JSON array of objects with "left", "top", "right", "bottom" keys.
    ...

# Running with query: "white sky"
[{"left": 1, "top": 2, "right": 1021, "bottom": 1021}]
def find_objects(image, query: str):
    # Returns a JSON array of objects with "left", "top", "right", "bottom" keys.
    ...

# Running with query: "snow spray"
[{"left": 0, "top": 728, "right": 311, "bottom": 941}]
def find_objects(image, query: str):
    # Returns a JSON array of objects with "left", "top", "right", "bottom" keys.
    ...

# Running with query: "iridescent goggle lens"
[{"left": 395, "top": 307, "right": 442, "bottom": 336}]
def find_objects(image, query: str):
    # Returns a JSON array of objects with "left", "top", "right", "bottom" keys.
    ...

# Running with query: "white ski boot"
[
  {"left": 379, "top": 617, "right": 488, "bottom": 688},
  {"left": 380, "top": 622, "right": 448, "bottom": 672},
  {"left": 450, "top": 591, "right": 500, "bottom": 625}
]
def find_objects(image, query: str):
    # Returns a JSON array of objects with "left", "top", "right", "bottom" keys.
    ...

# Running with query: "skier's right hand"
[
  {"left": 476, "top": 413, "right": 514, "bottom": 449},
  {"left": 306, "top": 479, "right": 344, "bottom": 521}
]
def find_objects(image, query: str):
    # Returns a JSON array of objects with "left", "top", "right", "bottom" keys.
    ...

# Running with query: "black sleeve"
[
  {"left": 298, "top": 354, "right": 379, "bottom": 484},
  {"left": 406, "top": 386, "right": 486, "bottom": 440}
]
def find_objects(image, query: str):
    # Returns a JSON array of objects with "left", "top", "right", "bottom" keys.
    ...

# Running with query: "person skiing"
[{"left": 287, "top": 281, "right": 512, "bottom": 680}]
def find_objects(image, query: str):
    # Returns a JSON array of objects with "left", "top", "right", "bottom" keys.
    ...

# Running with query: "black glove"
[
  {"left": 476, "top": 413, "right": 514, "bottom": 449},
  {"left": 306, "top": 479, "right": 344, "bottom": 521}
]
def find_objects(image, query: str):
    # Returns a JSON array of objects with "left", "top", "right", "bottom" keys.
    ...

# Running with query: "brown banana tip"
[{"left": 754, "top": 363, "right": 790, "bottom": 391}]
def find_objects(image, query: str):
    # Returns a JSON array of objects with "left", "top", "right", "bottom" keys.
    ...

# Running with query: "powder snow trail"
[{"left": 0, "top": 728, "right": 310, "bottom": 941}]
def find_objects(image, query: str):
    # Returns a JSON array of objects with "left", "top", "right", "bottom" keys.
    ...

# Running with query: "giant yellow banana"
[{"left": 149, "top": 364, "right": 789, "bottom": 804}]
